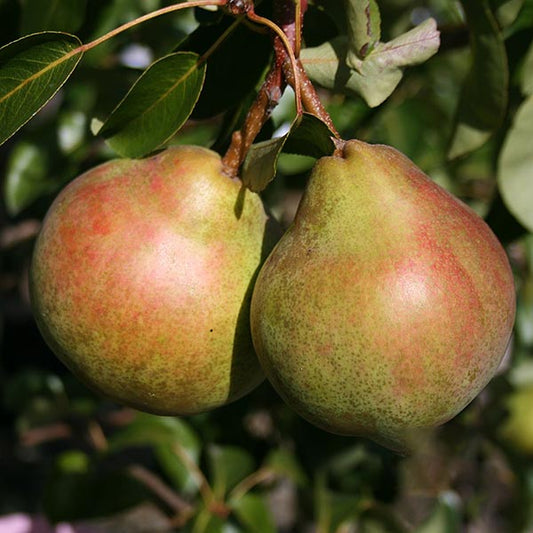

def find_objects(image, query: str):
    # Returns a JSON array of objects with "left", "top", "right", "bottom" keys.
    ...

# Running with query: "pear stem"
[{"left": 273, "top": 0, "right": 339, "bottom": 136}]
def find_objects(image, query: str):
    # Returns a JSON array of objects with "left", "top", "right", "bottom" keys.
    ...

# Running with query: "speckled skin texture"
[
  {"left": 251, "top": 140, "right": 516, "bottom": 451},
  {"left": 30, "top": 145, "right": 281, "bottom": 415}
]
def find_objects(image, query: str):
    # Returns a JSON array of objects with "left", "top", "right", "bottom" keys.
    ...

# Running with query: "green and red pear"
[
  {"left": 251, "top": 139, "right": 515, "bottom": 452},
  {"left": 30, "top": 145, "right": 281, "bottom": 415}
]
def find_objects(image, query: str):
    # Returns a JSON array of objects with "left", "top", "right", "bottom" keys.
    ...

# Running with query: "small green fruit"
[
  {"left": 31, "top": 146, "right": 281, "bottom": 415},
  {"left": 251, "top": 140, "right": 515, "bottom": 452}
]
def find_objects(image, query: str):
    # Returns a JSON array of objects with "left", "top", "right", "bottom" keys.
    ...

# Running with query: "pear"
[
  {"left": 30, "top": 145, "right": 281, "bottom": 415},
  {"left": 251, "top": 139, "right": 515, "bottom": 451}
]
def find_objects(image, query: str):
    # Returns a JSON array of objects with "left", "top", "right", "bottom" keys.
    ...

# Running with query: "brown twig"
[
  {"left": 221, "top": 63, "right": 285, "bottom": 177},
  {"left": 128, "top": 464, "right": 195, "bottom": 519}
]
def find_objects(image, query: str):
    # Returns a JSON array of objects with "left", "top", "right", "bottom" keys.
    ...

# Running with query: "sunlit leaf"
[
  {"left": 345, "top": 0, "right": 381, "bottom": 63},
  {"left": 108, "top": 412, "right": 200, "bottom": 452},
  {"left": 497, "top": 94, "right": 533, "bottom": 232},
  {"left": 301, "top": 18, "right": 439, "bottom": 107},
  {"left": 0, "top": 32, "right": 83, "bottom": 145},
  {"left": 448, "top": 0, "right": 508, "bottom": 159},
  {"left": 493, "top": 0, "right": 524, "bottom": 28},
  {"left": 21, "top": 0, "right": 87, "bottom": 34},
  {"left": 207, "top": 445, "right": 255, "bottom": 499},
  {"left": 3, "top": 141, "right": 54, "bottom": 215},
  {"left": 99, "top": 51, "right": 206, "bottom": 158}
]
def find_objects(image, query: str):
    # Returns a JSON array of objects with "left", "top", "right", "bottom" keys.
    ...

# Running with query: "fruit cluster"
[{"left": 30, "top": 140, "right": 515, "bottom": 452}]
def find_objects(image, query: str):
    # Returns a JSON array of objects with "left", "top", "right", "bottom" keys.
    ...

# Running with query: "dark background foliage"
[{"left": 1, "top": 0, "right": 533, "bottom": 530}]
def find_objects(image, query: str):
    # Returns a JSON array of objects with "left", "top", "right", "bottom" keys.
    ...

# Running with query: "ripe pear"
[
  {"left": 30, "top": 145, "right": 281, "bottom": 415},
  {"left": 251, "top": 139, "right": 516, "bottom": 452}
]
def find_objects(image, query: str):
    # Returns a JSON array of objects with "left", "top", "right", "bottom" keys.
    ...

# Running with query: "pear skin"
[
  {"left": 31, "top": 146, "right": 281, "bottom": 415},
  {"left": 251, "top": 140, "right": 515, "bottom": 452}
]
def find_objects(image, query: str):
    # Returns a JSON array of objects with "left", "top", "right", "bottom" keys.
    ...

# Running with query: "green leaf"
[
  {"left": 207, "top": 445, "right": 255, "bottom": 500},
  {"left": 283, "top": 113, "right": 336, "bottom": 158},
  {"left": 230, "top": 493, "right": 276, "bottom": 533},
  {"left": 177, "top": 15, "right": 271, "bottom": 119},
  {"left": 344, "top": 0, "right": 381, "bottom": 63},
  {"left": 21, "top": 0, "right": 87, "bottom": 34},
  {"left": 155, "top": 444, "right": 200, "bottom": 496},
  {"left": 415, "top": 492, "right": 462, "bottom": 533},
  {"left": 522, "top": 39, "right": 533, "bottom": 95},
  {"left": 99, "top": 51, "right": 206, "bottom": 158},
  {"left": 264, "top": 448, "right": 307, "bottom": 486},
  {"left": 0, "top": 32, "right": 83, "bottom": 146},
  {"left": 301, "top": 18, "right": 440, "bottom": 107},
  {"left": 492, "top": 0, "right": 524, "bottom": 28},
  {"left": 315, "top": 483, "right": 360, "bottom": 532},
  {"left": 497, "top": 94, "right": 533, "bottom": 232},
  {"left": 448, "top": 0, "right": 508, "bottom": 159},
  {"left": 242, "top": 136, "right": 288, "bottom": 193},
  {"left": 507, "top": 0, "right": 533, "bottom": 34},
  {"left": 3, "top": 141, "right": 55, "bottom": 215},
  {"left": 108, "top": 412, "right": 200, "bottom": 452},
  {"left": 242, "top": 113, "right": 336, "bottom": 193}
]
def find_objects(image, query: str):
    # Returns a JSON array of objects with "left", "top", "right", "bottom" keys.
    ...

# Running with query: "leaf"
[
  {"left": 242, "top": 136, "right": 288, "bottom": 193},
  {"left": 177, "top": 14, "right": 272, "bottom": 119},
  {"left": 344, "top": 0, "right": 381, "bottom": 63},
  {"left": 21, "top": 0, "right": 87, "bottom": 34},
  {"left": 230, "top": 493, "right": 276, "bottom": 533},
  {"left": 415, "top": 492, "right": 462, "bottom": 533},
  {"left": 497, "top": 94, "right": 533, "bottom": 232},
  {"left": 283, "top": 113, "right": 336, "bottom": 158},
  {"left": 3, "top": 141, "right": 55, "bottom": 216},
  {"left": 99, "top": 51, "right": 206, "bottom": 158},
  {"left": 108, "top": 412, "right": 200, "bottom": 453},
  {"left": 242, "top": 113, "right": 336, "bottom": 192},
  {"left": 264, "top": 449, "right": 307, "bottom": 486},
  {"left": 492, "top": 0, "right": 524, "bottom": 28},
  {"left": 448, "top": 0, "right": 508, "bottom": 159},
  {"left": 0, "top": 32, "right": 83, "bottom": 146},
  {"left": 207, "top": 445, "right": 255, "bottom": 500},
  {"left": 301, "top": 18, "right": 440, "bottom": 107},
  {"left": 506, "top": 0, "right": 533, "bottom": 34},
  {"left": 522, "top": 39, "right": 533, "bottom": 95}
]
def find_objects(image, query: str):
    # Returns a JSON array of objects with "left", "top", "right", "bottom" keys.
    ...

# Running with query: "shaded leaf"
[
  {"left": 243, "top": 113, "right": 335, "bottom": 192},
  {"left": 345, "top": 0, "right": 381, "bottom": 63},
  {"left": 242, "top": 136, "right": 287, "bottom": 193},
  {"left": 497, "top": 94, "right": 533, "bottom": 232},
  {"left": 415, "top": 492, "right": 462, "bottom": 533},
  {"left": 21, "top": 0, "right": 87, "bottom": 34},
  {"left": 315, "top": 472, "right": 360, "bottom": 532},
  {"left": 0, "top": 32, "right": 83, "bottom": 146},
  {"left": 99, "top": 51, "right": 206, "bottom": 158},
  {"left": 207, "top": 445, "right": 255, "bottom": 499},
  {"left": 301, "top": 18, "right": 439, "bottom": 107},
  {"left": 283, "top": 113, "right": 336, "bottom": 158},
  {"left": 3, "top": 141, "right": 54, "bottom": 215},
  {"left": 264, "top": 448, "right": 307, "bottom": 486},
  {"left": 177, "top": 14, "right": 272, "bottom": 119},
  {"left": 523, "top": 40, "right": 533, "bottom": 95},
  {"left": 230, "top": 493, "right": 276, "bottom": 533},
  {"left": 448, "top": 0, "right": 508, "bottom": 159}
]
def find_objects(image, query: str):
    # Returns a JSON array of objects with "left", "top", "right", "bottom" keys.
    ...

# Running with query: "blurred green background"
[{"left": 1, "top": 0, "right": 533, "bottom": 530}]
